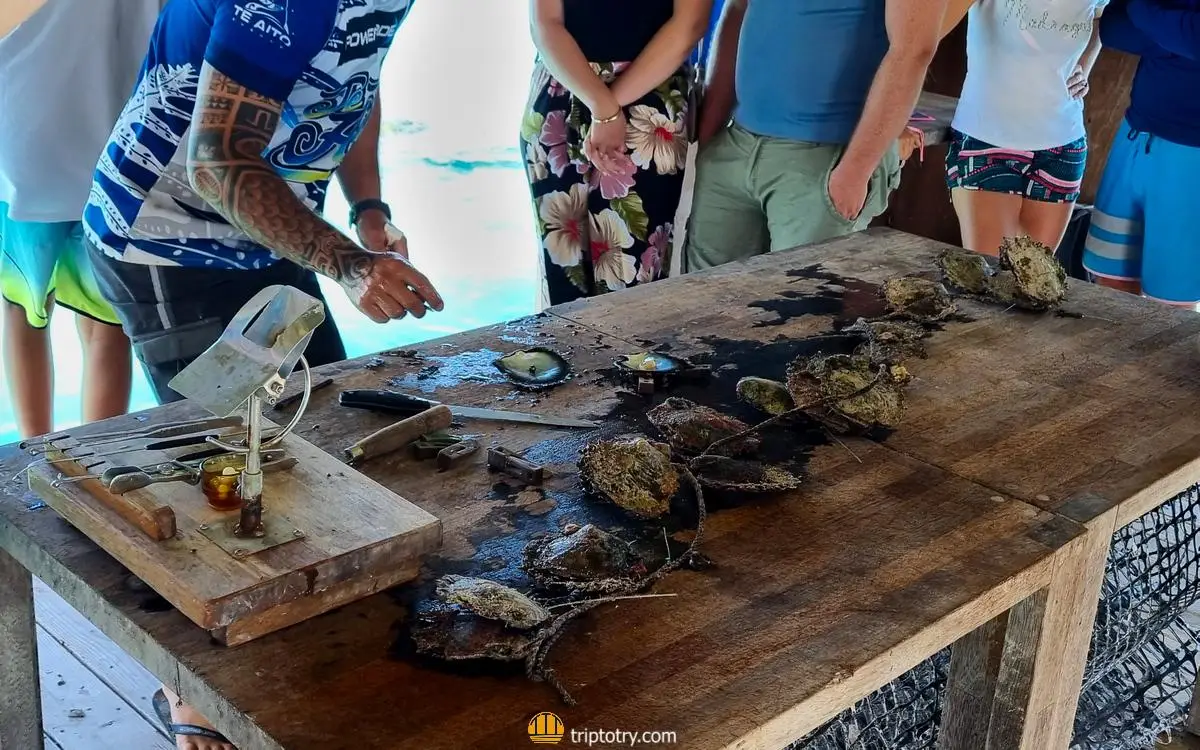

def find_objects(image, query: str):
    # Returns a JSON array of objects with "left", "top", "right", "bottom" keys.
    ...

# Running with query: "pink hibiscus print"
[
  {"left": 548, "top": 76, "right": 567, "bottom": 98},
  {"left": 588, "top": 152, "right": 637, "bottom": 200},
  {"left": 638, "top": 223, "right": 673, "bottom": 283},
  {"left": 539, "top": 110, "right": 571, "bottom": 178}
]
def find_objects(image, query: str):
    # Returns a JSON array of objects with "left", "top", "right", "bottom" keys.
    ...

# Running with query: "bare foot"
[{"left": 161, "top": 686, "right": 235, "bottom": 750}]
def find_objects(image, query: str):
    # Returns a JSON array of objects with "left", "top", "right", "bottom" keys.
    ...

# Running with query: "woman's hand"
[
  {"left": 584, "top": 108, "right": 628, "bottom": 173},
  {"left": 1067, "top": 64, "right": 1091, "bottom": 99}
]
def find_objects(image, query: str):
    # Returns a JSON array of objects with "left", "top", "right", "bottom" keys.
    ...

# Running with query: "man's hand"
[
  {"left": 354, "top": 208, "right": 408, "bottom": 257},
  {"left": 827, "top": 163, "right": 869, "bottom": 222},
  {"left": 338, "top": 246, "right": 444, "bottom": 324}
]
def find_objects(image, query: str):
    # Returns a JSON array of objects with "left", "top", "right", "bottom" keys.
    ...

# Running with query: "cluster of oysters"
[{"left": 937, "top": 236, "right": 1068, "bottom": 310}]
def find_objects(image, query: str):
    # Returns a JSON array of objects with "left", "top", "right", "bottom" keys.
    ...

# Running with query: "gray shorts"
[{"left": 86, "top": 245, "right": 347, "bottom": 405}]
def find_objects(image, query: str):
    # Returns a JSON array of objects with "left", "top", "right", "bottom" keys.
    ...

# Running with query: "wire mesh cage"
[{"left": 788, "top": 484, "right": 1200, "bottom": 750}]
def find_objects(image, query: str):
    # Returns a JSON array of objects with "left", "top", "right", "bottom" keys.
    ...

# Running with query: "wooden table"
[{"left": 2, "top": 228, "right": 1193, "bottom": 750}]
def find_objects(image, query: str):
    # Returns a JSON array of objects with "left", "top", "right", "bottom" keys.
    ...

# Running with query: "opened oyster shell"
[
  {"left": 493, "top": 348, "right": 570, "bottom": 388},
  {"left": 523, "top": 524, "right": 645, "bottom": 588},
  {"left": 736, "top": 377, "right": 796, "bottom": 416},
  {"left": 842, "top": 318, "right": 929, "bottom": 362},
  {"left": 646, "top": 397, "right": 760, "bottom": 456},
  {"left": 938, "top": 248, "right": 993, "bottom": 294},
  {"left": 435, "top": 575, "right": 550, "bottom": 630},
  {"left": 689, "top": 455, "right": 803, "bottom": 494},
  {"left": 614, "top": 351, "right": 684, "bottom": 373},
  {"left": 880, "top": 276, "right": 955, "bottom": 321},
  {"left": 997, "top": 236, "right": 1067, "bottom": 310},
  {"left": 410, "top": 602, "right": 536, "bottom": 662},
  {"left": 578, "top": 436, "right": 679, "bottom": 519},
  {"left": 786, "top": 354, "right": 911, "bottom": 432}
]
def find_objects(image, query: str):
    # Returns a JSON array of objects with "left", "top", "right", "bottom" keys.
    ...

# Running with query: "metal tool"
[
  {"left": 487, "top": 446, "right": 544, "bottom": 484},
  {"left": 412, "top": 431, "right": 463, "bottom": 460},
  {"left": 272, "top": 377, "right": 333, "bottom": 412},
  {"left": 108, "top": 464, "right": 202, "bottom": 495},
  {"left": 23, "top": 416, "right": 246, "bottom": 455},
  {"left": 168, "top": 285, "right": 324, "bottom": 539},
  {"left": 338, "top": 389, "right": 598, "bottom": 429},
  {"left": 52, "top": 450, "right": 288, "bottom": 488},
  {"left": 437, "top": 439, "right": 479, "bottom": 470},
  {"left": 13, "top": 431, "right": 245, "bottom": 483},
  {"left": 344, "top": 405, "right": 454, "bottom": 465}
]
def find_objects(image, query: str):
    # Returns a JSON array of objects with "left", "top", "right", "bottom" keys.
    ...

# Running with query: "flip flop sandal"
[{"left": 152, "top": 688, "right": 233, "bottom": 745}]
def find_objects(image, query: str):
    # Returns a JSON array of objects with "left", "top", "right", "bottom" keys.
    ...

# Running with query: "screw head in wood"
[
  {"left": 198, "top": 524, "right": 208, "bottom": 530},
  {"left": 233, "top": 548, "right": 247, "bottom": 557}
]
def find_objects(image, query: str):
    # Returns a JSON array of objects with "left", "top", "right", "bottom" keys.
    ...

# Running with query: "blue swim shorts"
[{"left": 1083, "top": 120, "right": 1200, "bottom": 305}]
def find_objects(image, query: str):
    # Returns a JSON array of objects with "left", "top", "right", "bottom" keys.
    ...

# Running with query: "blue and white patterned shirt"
[{"left": 83, "top": 0, "right": 412, "bottom": 269}]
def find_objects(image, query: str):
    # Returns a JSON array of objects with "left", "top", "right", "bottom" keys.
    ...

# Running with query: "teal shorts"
[{"left": 0, "top": 202, "right": 119, "bottom": 328}]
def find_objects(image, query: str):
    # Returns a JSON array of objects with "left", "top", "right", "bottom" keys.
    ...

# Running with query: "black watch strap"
[{"left": 350, "top": 199, "right": 391, "bottom": 226}]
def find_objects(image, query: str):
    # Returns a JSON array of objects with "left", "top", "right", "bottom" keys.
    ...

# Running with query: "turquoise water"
[{"left": 0, "top": 1, "right": 539, "bottom": 443}]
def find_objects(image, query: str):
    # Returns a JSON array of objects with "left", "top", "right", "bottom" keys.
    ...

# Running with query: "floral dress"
[{"left": 520, "top": 58, "right": 691, "bottom": 308}]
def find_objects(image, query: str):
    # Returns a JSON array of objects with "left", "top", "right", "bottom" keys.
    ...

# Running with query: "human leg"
[
  {"left": 1016, "top": 136, "right": 1087, "bottom": 250},
  {"left": 682, "top": 124, "right": 769, "bottom": 271},
  {"left": 1, "top": 298, "right": 53, "bottom": 437},
  {"left": 755, "top": 137, "right": 902, "bottom": 252},
  {"left": 154, "top": 686, "right": 233, "bottom": 750},
  {"left": 1083, "top": 122, "right": 1146, "bottom": 297},
  {"left": 945, "top": 131, "right": 1028, "bottom": 256}
]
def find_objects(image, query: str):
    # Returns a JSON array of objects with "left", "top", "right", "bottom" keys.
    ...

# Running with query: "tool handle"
[
  {"left": 345, "top": 405, "right": 453, "bottom": 464},
  {"left": 338, "top": 389, "right": 439, "bottom": 416},
  {"left": 107, "top": 467, "right": 199, "bottom": 495}
]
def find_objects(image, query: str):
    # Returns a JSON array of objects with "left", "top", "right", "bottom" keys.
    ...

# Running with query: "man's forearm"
[
  {"left": 188, "top": 68, "right": 376, "bottom": 284},
  {"left": 839, "top": 50, "right": 933, "bottom": 181},
  {"left": 696, "top": 0, "right": 747, "bottom": 144},
  {"left": 337, "top": 96, "right": 383, "bottom": 205}
]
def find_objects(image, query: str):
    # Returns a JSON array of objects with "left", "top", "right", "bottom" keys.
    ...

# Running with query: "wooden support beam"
[{"left": 0, "top": 546, "right": 43, "bottom": 750}]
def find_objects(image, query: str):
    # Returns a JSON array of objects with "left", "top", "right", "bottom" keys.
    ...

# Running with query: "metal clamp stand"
[{"left": 168, "top": 285, "right": 325, "bottom": 551}]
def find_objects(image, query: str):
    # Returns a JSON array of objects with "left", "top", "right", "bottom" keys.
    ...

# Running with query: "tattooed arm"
[{"left": 185, "top": 62, "right": 443, "bottom": 322}]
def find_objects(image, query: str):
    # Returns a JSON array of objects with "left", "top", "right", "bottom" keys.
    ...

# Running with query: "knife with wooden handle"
[{"left": 344, "top": 405, "right": 454, "bottom": 465}]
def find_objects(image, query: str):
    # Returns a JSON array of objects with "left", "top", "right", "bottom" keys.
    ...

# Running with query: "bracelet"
[
  {"left": 349, "top": 198, "right": 391, "bottom": 227},
  {"left": 593, "top": 108, "right": 622, "bottom": 124}
]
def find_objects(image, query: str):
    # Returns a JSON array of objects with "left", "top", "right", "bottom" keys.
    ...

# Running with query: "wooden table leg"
[
  {"left": 0, "top": 546, "right": 43, "bottom": 750},
  {"left": 939, "top": 502, "right": 1117, "bottom": 750},
  {"left": 1185, "top": 680, "right": 1200, "bottom": 736}
]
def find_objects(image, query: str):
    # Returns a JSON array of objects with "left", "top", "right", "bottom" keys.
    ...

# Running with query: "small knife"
[{"left": 338, "top": 389, "right": 598, "bottom": 429}]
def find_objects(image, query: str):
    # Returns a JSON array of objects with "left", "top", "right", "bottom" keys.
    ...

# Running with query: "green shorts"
[
  {"left": 684, "top": 122, "right": 903, "bottom": 271},
  {"left": 0, "top": 202, "right": 120, "bottom": 328}
]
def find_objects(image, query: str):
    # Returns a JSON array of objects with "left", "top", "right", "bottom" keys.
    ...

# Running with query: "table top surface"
[
  {"left": 7, "top": 227, "right": 1195, "bottom": 750},
  {"left": 912, "top": 91, "right": 957, "bottom": 146}
]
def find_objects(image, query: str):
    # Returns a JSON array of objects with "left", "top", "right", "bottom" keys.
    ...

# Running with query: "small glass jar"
[{"left": 200, "top": 455, "right": 246, "bottom": 511}]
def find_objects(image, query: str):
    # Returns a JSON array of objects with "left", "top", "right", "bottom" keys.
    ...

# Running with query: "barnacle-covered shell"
[
  {"left": 843, "top": 318, "right": 930, "bottom": 362},
  {"left": 997, "top": 236, "right": 1067, "bottom": 310},
  {"left": 736, "top": 377, "right": 795, "bottom": 416},
  {"left": 786, "top": 354, "right": 911, "bottom": 432},
  {"left": 880, "top": 276, "right": 955, "bottom": 321},
  {"left": 523, "top": 524, "right": 643, "bottom": 585},
  {"left": 646, "top": 397, "right": 760, "bottom": 456},
  {"left": 410, "top": 602, "right": 535, "bottom": 662},
  {"left": 689, "top": 455, "right": 804, "bottom": 494},
  {"left": 435, "top": 575, "right": 550, "bottom": 630},
  {"left": 938, "top": 248, "right": 993, "bottom": 294},
  {"left": 578, "top": 436, "right": 679, "bottom": 519},
  {"left": 493, "top": 347, "right": 570, "bottom": 388}
]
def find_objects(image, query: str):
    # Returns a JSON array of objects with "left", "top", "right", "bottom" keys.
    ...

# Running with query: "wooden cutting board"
[{"left": 26, "top": 415, "right": 441, "bottom": 646}]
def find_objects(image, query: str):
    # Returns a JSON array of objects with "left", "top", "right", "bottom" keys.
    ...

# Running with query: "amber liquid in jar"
[{"left": 200, "top": 456, "right": 246, "bottom": 511}]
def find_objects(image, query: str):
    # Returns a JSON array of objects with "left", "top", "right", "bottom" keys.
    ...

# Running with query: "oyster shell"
[
  {"left": 938, "top": 248, "right": 993, "bottom": 294},
  {"left": 646, "top": 397, "right": 760, "bottom": 456},
  {"left": 786, "top": 354, "right": 911, "bottom": 432},
  {"left": 842, "top": 318, "right": 929, "bottom": 362},
  {"left": 689, "top": 455, "right": 803, "bottom": 494},
  {"left": 434, "top": 575, "right": 550, "bottom": 630},
  {"left": 880, "top": 276, "right": 955, "bottom": 321},
  {"left": 578, "top": 436, "right": 679, "bottom": 519},
  {"left": 410, "top": 602, "right": 536, "bottom": 662},
  {"left": 493, "top": 348, "right": 570, "bottom": 388},
  {"left": 997, "top": 236, "right": 1067, "bottom": 310},
  {"left": 614, "top": 351, "right": 683, "bottom": 373},
  {"left": 523, "top": 524, "right": 644, "bottom": 586},
  {"left": 736, "top": 377, "right": 796, "bottom": 416}
]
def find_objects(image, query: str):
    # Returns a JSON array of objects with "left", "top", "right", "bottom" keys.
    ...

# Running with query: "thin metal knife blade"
[{"left": 446, "top": 405, "right": 597, "bottom": 429}]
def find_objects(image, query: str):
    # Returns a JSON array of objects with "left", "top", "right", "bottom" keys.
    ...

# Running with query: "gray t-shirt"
[{"left": 0, "top": 0, "right": 163, "bottom": 222}]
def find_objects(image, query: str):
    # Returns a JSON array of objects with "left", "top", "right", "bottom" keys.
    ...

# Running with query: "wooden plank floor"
[{"left": 33, "top": 578, "right": 172, "bottom": 750}]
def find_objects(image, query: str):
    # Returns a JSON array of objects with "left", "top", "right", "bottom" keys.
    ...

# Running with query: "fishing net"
[{"left": 788, "top": 484, "right": 1200, "bottom": 750}]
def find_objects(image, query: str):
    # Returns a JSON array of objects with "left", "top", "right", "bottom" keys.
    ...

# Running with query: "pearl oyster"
[
  {"left": 786, "top": 354, "right": 912, "bottom": 433},
  {"left": 997, "top": 236, "right": 1067, "bottom": 310},
  {"left": 879, "top": 276, "right": 955, "bottom": 321},
  {"left": 435, "top": 575, "right": 550, "bottom": 630},
  {"left": 736, "top": 377, "right": 796, "bottom": 416},
  {"left": 689, "top": 455, "right": 804, "bottom": 494},
  {"left": 646, "top": 397, "right": 760, "bottom": 456},
  {"left": 493, "top": 347, "right": 570, "bottom": 388},
  {"left": 578, "top": 436, "right": 679, "bottom": 519},
  {"left": 409, "top": 602, "right": 536, "bottom": 662},
  {"left": 842, "top": 318, "right": 930, "bottom": 362},
  {"left": 523, "top": 524, "right": 645, "bottom": 590},
  {"left": 938, "top": 247, "right": 993, "bottom": 294}
]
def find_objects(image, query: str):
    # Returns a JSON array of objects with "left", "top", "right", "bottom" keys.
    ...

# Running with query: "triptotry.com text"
[{"left": 569, "top": 728, "right": 677, "bottom": 746}]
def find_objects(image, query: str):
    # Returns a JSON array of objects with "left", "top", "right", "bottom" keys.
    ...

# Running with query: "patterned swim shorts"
[{"left": 945, "top": 129, "right": 1088, "bottom": 204}]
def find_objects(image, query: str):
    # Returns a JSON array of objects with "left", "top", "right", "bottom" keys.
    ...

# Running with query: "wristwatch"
[{"left": 349, "top": 199, "right": 391, "bottom": 227}]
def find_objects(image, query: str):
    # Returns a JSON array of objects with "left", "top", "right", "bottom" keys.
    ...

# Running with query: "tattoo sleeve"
[{"left": 186, "top": 63, "right": 375, "bottom": 283}]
